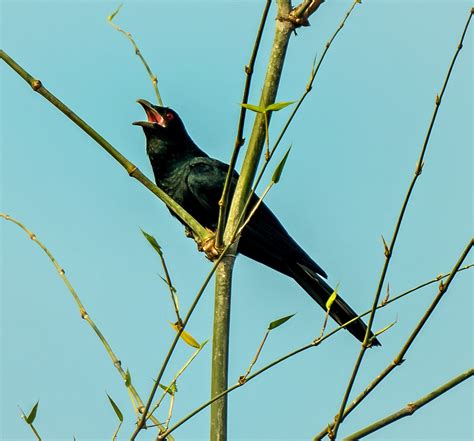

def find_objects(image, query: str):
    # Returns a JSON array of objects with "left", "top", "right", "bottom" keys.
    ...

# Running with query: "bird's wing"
[
  {"left": 186, "top": 157, "right": 327, "bottom": 278},
  {"left": 185, "top": 157, "right": 232, "bottom": 229}
]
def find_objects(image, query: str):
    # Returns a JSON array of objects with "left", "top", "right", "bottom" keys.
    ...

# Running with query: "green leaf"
[
  {"left": 141, "top": 229, "right": 163, "bottom": 256},
  {"left": 265, "top": 101, "right": 296, "bottom": 112},
  {"left": 26, "top": 401, "right": 39, "bottom": 424},
  {"left": 107, "top": 394, "right": 123, "bottom": 422},
  {"left": 169, "top": 322, "right": 200, "bottom": 348},
  {"left": 271, "top": 147, "right": 292, "bottom": 184},
  {"left": 200, "top": 338, "right": 210, "bottom": 349},
  {"left": 107, "top": 3, "right": 123, "bottom": 22},
  {"left": 159, "top": 382, "right": 177, "bottom": 396},
  {"left": 241, "top": 103, "right": 265, "bottom": 113},
  {"left": 268, "top": 313, "right": 295, "bottom": 330},
  {"left": 125, "top": 369, "right": 131, "bottom": 387},
  {"left": 374, "top": 320, "right": 397, "bottom": 337},
  {"left": 326, "top": 283, "right": 339, "bottom": 312}
]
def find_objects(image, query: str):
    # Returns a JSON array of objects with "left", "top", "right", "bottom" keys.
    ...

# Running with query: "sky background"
[{"left": 1, "top": 1, "right": 472, "bottom": 440}]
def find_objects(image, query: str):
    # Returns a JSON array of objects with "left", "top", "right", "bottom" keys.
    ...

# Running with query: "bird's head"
[{"left": 133, "top": 99, "right": 187, "bottom": 143}]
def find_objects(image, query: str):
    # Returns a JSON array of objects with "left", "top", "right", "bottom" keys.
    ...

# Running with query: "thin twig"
[
  {"left": 225, "top": 0, "right": 359, "bottom": 267},
  {"left": 240, "top": 330, "right": 270, "bottom": 383},
  {"left": 222, "top": 0, "right": 293, "bottom": 246},
  {"left": 215, "top": 0, "right": 272, "bottom": 249},
  {"left": 1, "top": 213, "right": 170, "bottom": 437},
  {"left": 157, "top": 261, "right": 473, "bottom": 439},
  {"left": 131, "top": 243, "right": 233, "bottom": 439},
  {"left": 158, "top": 249, "right": 181, "bottom": 324},
  {"left": 163, "top": 394, "right": 175, "bottom": 432},
  {"left": 0, "top": 50, "right": 208, "bottom": 242},
  {"left": 108, "top": 4, "right": 163, "bottom": 105},
  {"left": 240, "top": 0, "right": 360, "bottom": 222},
  {"left": 329, "top": 10, "right": 473, "bottom": 439},
  {"left": 345, "top": 368, "right": 474, "bottom": 439},
  {"left": 147, "top": 341, "right": 208, "bottom": 420},
  {"left": 314, "top": 239, "right": 473, "bottom": 439}
]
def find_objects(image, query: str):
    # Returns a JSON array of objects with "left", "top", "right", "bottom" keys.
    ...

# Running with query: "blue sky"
[{"left": 1, "top": 1, "right": 472, "bottom": 440}]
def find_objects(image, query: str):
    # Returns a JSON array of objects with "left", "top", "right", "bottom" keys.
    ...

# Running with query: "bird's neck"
[{"left": 147, "top": 137, "right": 207, "bottom": 185}]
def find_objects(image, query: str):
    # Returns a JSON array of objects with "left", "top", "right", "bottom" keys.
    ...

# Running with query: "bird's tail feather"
[{"left": 289, "top": 264, "right": 381, "bottom": 346}]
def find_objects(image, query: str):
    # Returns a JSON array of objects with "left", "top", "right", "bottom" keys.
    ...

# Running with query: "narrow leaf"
[
  {"left": 107, "top": 394, "right": 123, "bottom": 422},
  {"left": 326, "top": 283, "right": 339, "bottom": 312},
  {"left": 265, "top": 101, "right": 296, "bottom": 112},
  {"left": 271, "top": 147, "right": 292, "bottom": 183},
  {"left": 241, "top": 103, "right": 265, "bottom": 113},
  {"left": 125, "top": 369, "right": 131, "bottom": 387},
  {"left": 268, "top": 313, "right": 295, "bottom": 330},
  {"left": 374, "top": 320, "right": 397, "bottom": 337},
  {"left": 26, "top": 401, "right": 39, "bottom": 424},
  {"left": 381, "top": 234, "right": 390, "bottom": 257},
  {"left": 107, "top": 4, "right": 123, "bottom": 22},
  {"left": 159, "top": 383, "right": 176, "bottom": 396},
  {"left": 169, "top": 322, "right": 200, "bottom": 348},
  {"left": 141, "top": 229, "right": 163, "bottom": 256},
  {"left": 170, "top": 382, "right": 178, "bottom": 394},
  {"left": 200, "top": 338, "right": 210, "bottom": 349}
]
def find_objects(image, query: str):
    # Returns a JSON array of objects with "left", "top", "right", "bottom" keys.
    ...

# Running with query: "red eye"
[{"left": 166, "top": 112, "right": 174, "bottom": 121}]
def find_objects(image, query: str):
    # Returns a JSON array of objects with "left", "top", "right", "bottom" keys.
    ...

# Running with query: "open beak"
[{"left": 132, "top": 99, "right": 167, "bottom": 128}]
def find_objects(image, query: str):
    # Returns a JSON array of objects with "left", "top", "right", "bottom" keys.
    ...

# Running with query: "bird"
[{"left": 133, "top": 99, "right": 380, "bottom": 345}]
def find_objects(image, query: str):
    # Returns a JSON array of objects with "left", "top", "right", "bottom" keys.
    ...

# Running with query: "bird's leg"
[{"left": 197, "top": 228, "right": 220, "bottom": 261}]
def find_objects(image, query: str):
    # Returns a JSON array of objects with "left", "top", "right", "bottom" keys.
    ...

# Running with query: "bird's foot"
[{"left": 198, "top": 229, "right": 220, "bottom": 261}]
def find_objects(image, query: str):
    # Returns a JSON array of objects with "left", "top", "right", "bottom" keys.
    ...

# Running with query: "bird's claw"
[{"left": 198, "top": 230, "right": 220, "bottom": 261}]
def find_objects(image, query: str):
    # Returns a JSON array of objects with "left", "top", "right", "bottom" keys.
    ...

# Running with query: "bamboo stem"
[
  {"left": 314, "top": 240, "right": 473, "bottom": 439},
  {"left": 215, "top": 0, "right": 272, "bottom": 249},
  {"left": 345, "top": 368, "right": 474, "bottom": 439},
  {"left": 329, "top": 9, "right": 473, "bottom": 439},
  {"left": 157, "top": 261, "right": 474, "bottom": 439},
  {"left": 0, "top": 50, "right": 208, "bottom": 242},
  {"left": 1, "top": 213, "right": 170, "bottom": 436}
]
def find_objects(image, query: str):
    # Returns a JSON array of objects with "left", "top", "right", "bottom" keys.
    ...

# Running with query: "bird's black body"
[{"left": 134, "top": 100, "right": 379, "bottom": 345}]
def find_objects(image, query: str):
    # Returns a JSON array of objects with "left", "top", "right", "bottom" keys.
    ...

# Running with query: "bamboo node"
[{"left": 31, "top": 79, "right": 42, "bottom": 91}]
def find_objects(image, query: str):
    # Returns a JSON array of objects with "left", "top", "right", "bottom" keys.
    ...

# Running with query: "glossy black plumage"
[{"left": 134, "top": 100, "right": 379, "bottom": 345}]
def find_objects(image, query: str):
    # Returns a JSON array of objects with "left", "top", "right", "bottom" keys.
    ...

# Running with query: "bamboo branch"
[
  {"left": 210, "top": 2, "right": 295, "bottom": 439},
  {"left": 148, "top": 341, "right": 208, "bottom": 422},
  {"left": 131, "top": 242, "right": 233, "bottom": 439},
  {"left": 107, "top": 4, "right": 164, "bottom": 105},
  {"left": 314, "top": 239, "right": 473, "bottom": 439},
  {"left": 0, "top": 50, "right": 208, "bottom": 242},
  {"left": 345, "top": 368, "right": 474, "bottom": 440},
  {"left": 222, "top": 0, "right": 294, "bottom": 245},
  {"left": 329, "top": 10, "right": 473, "bottom": 439},
  {"left": 156, "top": 240, "right": 181, "bottom": 324},
  {"left": 239, "top": 0, "right": 360, "bottom": 227},
  {"left": 157, "top": 261, "right": 473, "bottom": 439},
  {"left": 215, "top": 0, "right": 272, "bottom": 249},
  {"left": 1, "top": 213, "right": 170, "bottom": 437}
]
